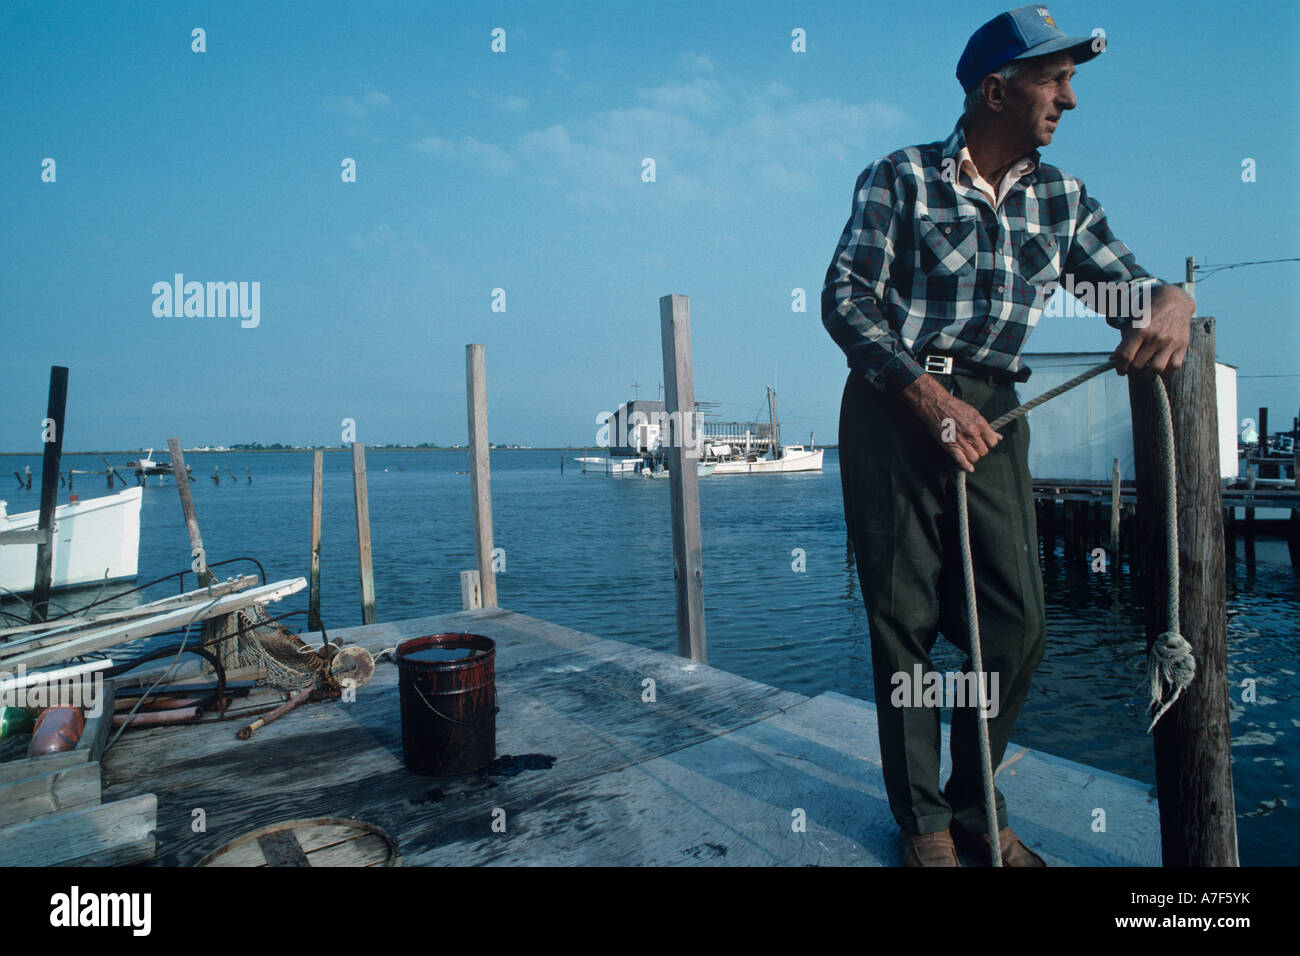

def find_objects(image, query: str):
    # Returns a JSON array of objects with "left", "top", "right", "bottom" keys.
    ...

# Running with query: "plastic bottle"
[{"left": 25, "top": 707, "right": 85, "bottom": 756}]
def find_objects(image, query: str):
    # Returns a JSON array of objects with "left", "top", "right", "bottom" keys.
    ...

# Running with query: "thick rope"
[
  {"left": 954, "top": 469, "right": 1002, "bottom": 866},
  {"left": 953, "top": 358, "right": 1194, "bottom": 865},
  {"left": 1146, "top": 377, "right": 1196, "bottom": 731},
  {"left": 986, "top": 360, "right": 1117, "bottom": 432}
]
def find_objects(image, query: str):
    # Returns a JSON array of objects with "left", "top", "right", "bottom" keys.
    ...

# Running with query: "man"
[{"left": 821, "top": 5, "right": 1193, "bottom": 867}]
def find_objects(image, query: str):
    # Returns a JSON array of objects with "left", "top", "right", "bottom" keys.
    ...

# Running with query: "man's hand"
[
  {"left": 1111, "top": 284, "right": 1194, "bottom": 378},
  {"left": 899, "top": 373, "right": 1000, "bottom": 473}
]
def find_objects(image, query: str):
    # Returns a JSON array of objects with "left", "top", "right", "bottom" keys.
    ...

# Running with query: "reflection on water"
[{"left": 2, "top": 449, "right": 1294, "bottom": 864}]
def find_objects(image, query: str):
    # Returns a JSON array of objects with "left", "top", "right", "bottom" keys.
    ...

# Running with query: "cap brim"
[{"left": 1011, "top": 35, "right": 1102, "bottom": 66}]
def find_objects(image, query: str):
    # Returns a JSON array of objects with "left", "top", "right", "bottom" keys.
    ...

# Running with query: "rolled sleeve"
[{"left": 821, "top": 159, "right": 925, "bottom": 392}]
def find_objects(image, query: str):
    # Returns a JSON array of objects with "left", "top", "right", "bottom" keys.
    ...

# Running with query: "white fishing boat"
[
  {"left": 0, "top": 486, "right": 143, "bottom": 596},
  {"left": 707, "top": 444, "right": 824, "bottom": 474},
  {"left": 699, "top": 387, "right": 824, "bottom": 474},
  {"left": 574, "top": 455, "right": 644, "bottom": 475},
  {"left": 126, "top": 448, "right": 189, "bottom": 481}
]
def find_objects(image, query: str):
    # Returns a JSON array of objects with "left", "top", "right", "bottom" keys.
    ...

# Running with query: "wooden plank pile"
[
  {"left": 0, "top": 576, "right": 306, "bottom": 670},
  {"left": 0, "top": 680, "right": 158, "bottom": 866}
]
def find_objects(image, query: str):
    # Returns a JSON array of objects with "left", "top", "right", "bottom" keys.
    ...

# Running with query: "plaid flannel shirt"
[{"left": 822, "top": 116, "right": 1165, "bottom": 392}]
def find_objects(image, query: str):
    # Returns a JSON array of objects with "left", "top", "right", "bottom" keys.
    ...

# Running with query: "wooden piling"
[
  {"left": 1041, "top": 497, "right": 1056, "bottom": 558},
  {"left": 465, "top": 344, "right": 498, "bottom": 609},
  {"left": 1127, "top": 315, "right": 1237, "bottom": 866},
  {"left": 351, "top": 442, "right": 376, "bottom": 625},
  {"left": 101, "top": 457, "right": 126, "bottom": 488},
  {"left": 659, "top": 294, "right": 707, "bottom": 663},
  {"left": 168, "top": 438, "right": 238, "bottom": 670},
  {"left": 167, "top": 439, "right": 213, "bottom": 588},
  {"left": 1063, "top": 499, "right": 1076, "bottom": 558},
  {"left": 1110, "top": 458, "right": 1121, "bottom": 555},
  {"left": 1244, "top": 466, "right": 1256, "bottom": 566},
  {"left": 308, "top": 450, "right": 323, "bottom": 632},
  {"left": 29, "top": 366, "right": 69, "bottom": 623},
  {"left": 460, "top": 570, "right": 482, "bottom": 610}
]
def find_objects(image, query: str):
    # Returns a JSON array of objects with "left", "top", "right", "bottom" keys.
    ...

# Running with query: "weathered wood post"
[
  {"left": 460, "top": 570, "right": 482, "bottom": 611},
  {"left": 29, "top": 366, "right": 69, "bottom": 623},
  {"left": 351, "top": 442, "right": 376, "bottom": 625},
  {"left": 1110, "top": 457, "right": 1121, "bottom": 555},
  {"left": 659, "top": 294, "right": 706, "bottom": 663},
  {"left": 465, "top": 343, "right": 498, "bottom": 608},
  {"left": 1127, "top": 315, "right": 1237, "bottom": 866},
  {"left": 168, "top": 438, "right": 213, "bottom": 587},
  {"left": 168, "top": 438, "right": 240, "bottom": 670},
  {"left": 308, "top": 450, "right": 324, "bottom": 632},
  {"left": 1041, "top": 495, "right": 1055, "bottom": 557},
  {"left": 1243, "top": 466, "right": 1256, "bottom": 567}
]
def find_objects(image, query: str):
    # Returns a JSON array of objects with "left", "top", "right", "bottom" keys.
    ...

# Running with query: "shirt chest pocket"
[
  {"left": 1017, "top": 231, "right": 1064, "bottom": 285},
  {"left": 917, "top": 214, "right": 978, "bottom": 276}
]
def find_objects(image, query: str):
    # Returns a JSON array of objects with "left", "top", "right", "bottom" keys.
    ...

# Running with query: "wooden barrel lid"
[{"left": 196, "top": 817, "right": 399, "bottom": 867}]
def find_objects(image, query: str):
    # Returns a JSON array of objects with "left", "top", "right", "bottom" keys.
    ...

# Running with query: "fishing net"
[{"left": 234, "top": 605, "right": 330, "bottom": 692}]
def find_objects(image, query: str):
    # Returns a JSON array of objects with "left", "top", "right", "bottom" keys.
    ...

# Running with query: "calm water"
[{"left": 3, "top": 448, "right": 1295, "bottom": 865}]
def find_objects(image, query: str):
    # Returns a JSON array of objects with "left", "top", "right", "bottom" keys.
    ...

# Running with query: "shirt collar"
[{"left": 943, "top": 115, "right": 1040, "bottom": 180}]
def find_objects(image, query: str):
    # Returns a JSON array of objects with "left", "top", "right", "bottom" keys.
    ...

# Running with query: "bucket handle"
[{"left": 412, "top": 683, "right": 499, "bottom": 728}]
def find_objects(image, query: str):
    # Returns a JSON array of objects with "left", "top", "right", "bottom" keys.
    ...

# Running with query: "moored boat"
[{"left": 0, "top": 487, "right": 143, "bottom": 596}]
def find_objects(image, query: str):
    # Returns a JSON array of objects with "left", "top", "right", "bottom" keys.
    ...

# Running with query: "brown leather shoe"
[
  {"left": 950, "top": 824, "right": 1047, "bottom": 867},
  {"left": 900, "top": 829, "right": 961, "bottom": 867}
]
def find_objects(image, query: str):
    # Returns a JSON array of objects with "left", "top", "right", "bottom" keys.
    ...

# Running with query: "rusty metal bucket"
[{"left": 396, "top": 633, "right": 496, "bottom": 776}]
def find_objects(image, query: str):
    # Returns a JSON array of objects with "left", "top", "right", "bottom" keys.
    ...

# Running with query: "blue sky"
[{"left": 2, "top": 0, "right": 1297, "bottom": 451}]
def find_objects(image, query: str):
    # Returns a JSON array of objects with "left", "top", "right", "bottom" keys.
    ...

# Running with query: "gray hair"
[{"left": 963, "top": 60, "right": 1027, "bottom": 115}]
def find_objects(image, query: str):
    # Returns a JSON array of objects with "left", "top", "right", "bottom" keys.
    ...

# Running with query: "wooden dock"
[{"left": 100, "top": 607, "right": 1160, "bottom": 866}]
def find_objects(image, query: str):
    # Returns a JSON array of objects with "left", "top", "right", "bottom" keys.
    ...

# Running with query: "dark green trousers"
[{"left": 838, "top": 369, "right": 1046, "bottom": 837}]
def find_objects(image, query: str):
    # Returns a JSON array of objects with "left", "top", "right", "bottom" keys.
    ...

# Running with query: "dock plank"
[
  {"left": 0, "top": 761, "right": 102, "bottom": 827},
  {"left": 99, "top": 608, "right": 1160, "bottom": 867},
  {"left": 0, "top": 794, "right": 156, "bottom": 867}
]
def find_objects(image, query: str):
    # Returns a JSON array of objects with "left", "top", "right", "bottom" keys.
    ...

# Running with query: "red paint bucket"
[{"left": 396, "top": 633, "right": 496, "bottom": 776}]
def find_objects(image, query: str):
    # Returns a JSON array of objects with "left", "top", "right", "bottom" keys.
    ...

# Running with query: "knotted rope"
[
  {"left": 954, "top": 359, "right": 1194, "bottom": 866},
  {"left": 1145, "top": 377, "right": 1196, "bottom": 731}
]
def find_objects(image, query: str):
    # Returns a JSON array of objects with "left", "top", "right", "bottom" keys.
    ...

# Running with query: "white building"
[{"left": 1018, "top": 352, "right": 1238, "bottom": 481}]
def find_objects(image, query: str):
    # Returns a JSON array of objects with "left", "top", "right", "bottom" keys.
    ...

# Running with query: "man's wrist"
[{"left": 899, "top": 372, "right": 948, "bottom": 413}]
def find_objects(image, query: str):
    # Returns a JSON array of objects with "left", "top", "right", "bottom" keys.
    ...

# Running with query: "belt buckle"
[{"left": 923, "top": 355, "right": 954, "bottom": 376}]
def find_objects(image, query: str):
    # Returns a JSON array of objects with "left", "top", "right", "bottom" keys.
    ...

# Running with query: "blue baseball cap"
[{"left": 957, "top": 5, "right": 1103, "bottom": 94}]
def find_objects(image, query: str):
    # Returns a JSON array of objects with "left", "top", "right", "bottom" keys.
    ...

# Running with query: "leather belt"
[{"left": 918, "top": 351, "right": 1021, "bottom": 385}]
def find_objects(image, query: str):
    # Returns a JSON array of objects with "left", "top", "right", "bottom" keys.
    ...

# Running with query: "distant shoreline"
[
  {"left": 1, "top": 447, "right": 558, "bottom": 455},
  {"left": 0, "top": 445, "right": 841, "bottom": 456}
]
